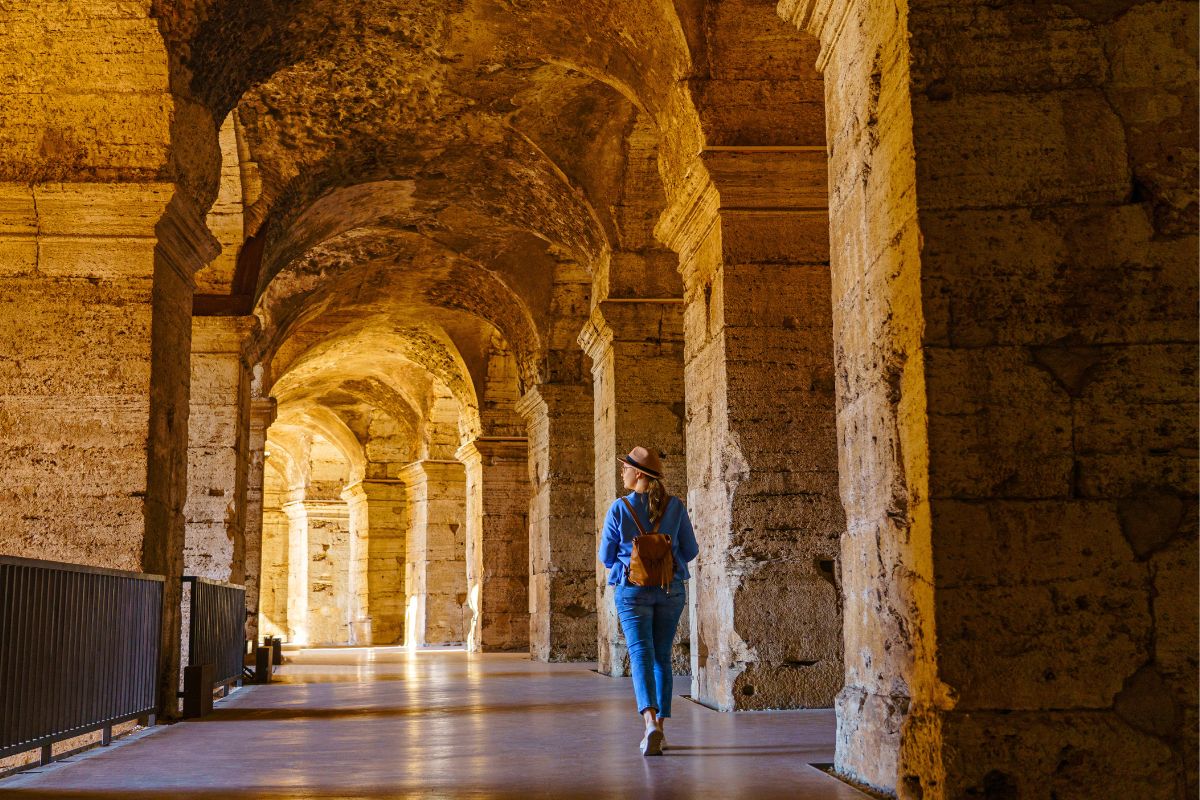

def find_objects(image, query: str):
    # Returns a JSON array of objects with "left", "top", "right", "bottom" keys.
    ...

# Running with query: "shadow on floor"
[{"left": 200, "top": 698, "right": 613, "bottom": 722}]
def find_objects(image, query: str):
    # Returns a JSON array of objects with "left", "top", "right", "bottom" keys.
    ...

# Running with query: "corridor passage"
[{"left": 0, "top": 649, "right": 868, "bottom": 799}]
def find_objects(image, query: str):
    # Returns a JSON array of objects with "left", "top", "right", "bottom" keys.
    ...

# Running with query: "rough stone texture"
[
  {"left": 0, "top": 183, "right": 172, "bottom": 570},
  {"left": 342, "top": 483, "right": 372, "bottom": 644},
  {"left": 401, "top": 460, "right": 468, "bottom": 647},
  {"left": 0, "top": 182, "right": 217, "bottom": 719},
  {"left": 183, "top": 316, "right": 254, "bottom": 584},
  {"left": 657, "top": 151, "right": 845, "bottom": 712},
  {"left": 258, "top": 467, "right": 289, "bottom": 640},
  {"left": 1, "top": 1, "right": 1195, "bottom": 795},
  {"left": 282, "top": 497, "right": 310, "bottom": 644},
  {"left": 579, "top": 298, "right": 690, "bottom": 678},
  {"left": 780, "top": 0, "right": 1200, "bottom": 795},
  {"left": 0, "top": 4, "right": 175, "bottom": 186},
  {"left": 773, "top": 0, "right": 946, "bottom": 791},
  {"left": 459, "top": 439, "right": 531, "bottom": 653},
  {"left": 517, "top": 385, "right": 598, "bottom": 662},
  {"left": 911, "top": 3, "right": 1198, "bottom": 798},
  {"left": 299, "top": 498, "right": 353, "bottom": 646},
  {"left": 243, "top": 397, "right": 276, "bottom": 643},
  {"left": 650, "top": 2, "right": 846, "bottom": 714},
  {"left": 362, "top": 479, "right": 408, "bottom": 645}
]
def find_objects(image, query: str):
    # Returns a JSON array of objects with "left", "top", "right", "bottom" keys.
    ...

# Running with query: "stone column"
[
  {"left": 183, "top": 316, "right": 255, "bottom": 584},
  {"left": 579, "top": 299, "right": 689, "bottom": 677},
  {"left": 658, "top": 153, "right": 845, "bottom": 712},
  {"left": 361, "top": 479, "right": 408, "bottom": 645},
  {"left": 516, "top": 385, "right": 596, "bottom": 661},
  {"left": 258, "top": 476, "right": 289, "bottom": 640},
  {"left": 282, "top": 491, "right": 309, "bottom": 645},
  {"left": 298, "top": 497, "right": 353, "bottom": 646},
  {"left": 244, "top": 398, "right": 276, "bottom": 643},
  {"left": 0, "top": 184, "right": 218, "bottom": 717},
  {"left": 342, "top": 483, "right": 372, "bottom": 644},
  {"left": 400, "top": 461, "right": 468, "bottom": 647},
  {"left": 774, "top": 2, "right": 1200, "bottom": 796},
  {"left": 457, "top": 438, "right": 531, "bottom": 653}
]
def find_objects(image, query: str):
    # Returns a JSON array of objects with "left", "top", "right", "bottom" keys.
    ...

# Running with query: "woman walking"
[{"left": 599, "top": 446, "right": 699, "bottom": 756}]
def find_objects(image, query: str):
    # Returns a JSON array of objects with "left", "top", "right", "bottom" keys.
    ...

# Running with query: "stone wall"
[
  {"left": 647, "top": 3, "right": 846, "bottom": 713},
  {"left": 283, "top": 497, "right": 310, "bottom": 644},
  {"left": 0, "top": 184, "right": 173, "bottom": 570},
  {"left": 659, "top": 172, "right": 845, "bottom": 712},
  {"left": 243, "top": 398, "right": 276, "bottom": 643},
  {"left": 343, "top": 483, "right": 372, "bottom": 644},
  {"left": 0, "top": 182, "right": 217, "bottom": 717},
  {"left": 908, "top": 2, "right": 1199, "bottom": 797}
]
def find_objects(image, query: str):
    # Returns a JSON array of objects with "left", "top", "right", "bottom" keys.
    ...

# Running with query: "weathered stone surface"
[
  {"left": 401, "top": 460, "right": 468, "bottom": 647},
  {"left": 580, "top": 298, "right": 689, "bottom": 678},
  {"left": 0, "top": 1, "right": 1193, "bottom": 796},
  {"left": 938, "top": 710, "right": 1178, "bottom": 800},
  {"left": 777, "top": 0, "right": 1200, "bottom": 796},
  {"left": 183, "top": 316, "right": 255, "bottom": 588},
  {"left": 243, "top": 397, "right": 277, "bottom": 643},
  {"left": 258, "top": 465, "right": 290, "bottom": 640},
  {"left": 518, "top": 384, "right": 597, "bottom": 662},
  {"left": 362, "top": 479, "right": 408, "bottom": 645},
  {"left": 658, "top": 151, "right": 845, "bottom": 711},
  {"left": 301, "top": 499, "right": 353, "bottom": 646},
  {"left": 459, "top": 438, "right": 530, "bottom": 653}
]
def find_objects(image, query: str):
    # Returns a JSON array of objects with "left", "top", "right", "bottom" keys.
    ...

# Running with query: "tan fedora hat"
[{"left": 618, "top": 446, "right": 663, "bottom": 479}]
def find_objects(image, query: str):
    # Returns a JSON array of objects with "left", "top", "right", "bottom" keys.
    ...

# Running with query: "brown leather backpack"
[{"left": 621, "top": 496, "right": 675, "bottom": 589}]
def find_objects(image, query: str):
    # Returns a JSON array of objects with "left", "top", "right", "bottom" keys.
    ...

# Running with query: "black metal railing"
[
  {"left": 182, "top": 576, "right": 245, "bottom": 689},
  {"left": 0, "top": 556, "right": 163, "bottom": 764}
]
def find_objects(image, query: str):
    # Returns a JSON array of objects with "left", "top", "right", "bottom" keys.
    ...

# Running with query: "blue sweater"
[{"left": 599, "top": 492, "right": 699, "bottom": 586}]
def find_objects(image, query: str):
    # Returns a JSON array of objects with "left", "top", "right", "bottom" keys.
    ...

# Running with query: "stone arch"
[{"left": 253, "top": 229, "right": 545, "bottom": 393}]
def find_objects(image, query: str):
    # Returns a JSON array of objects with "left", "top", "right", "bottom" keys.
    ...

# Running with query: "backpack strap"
[{"left": 620, "top": 496, "right": 649, "bottom": 537}]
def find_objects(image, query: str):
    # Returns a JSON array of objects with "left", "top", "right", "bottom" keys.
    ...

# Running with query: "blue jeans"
[{"left": 615, "top": 577, "right": 686, "bottom": 718}]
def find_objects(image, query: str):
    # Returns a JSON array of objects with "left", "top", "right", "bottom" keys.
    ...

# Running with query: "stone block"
[
  {"left": 925, "top": 347, "right": 1073, "bottom": 499},
  {"left": 937, "top": 710, "right": 1176, "bottom": 800},
  {"left": 913, "top": 90, "right": 1130, "bottom": 210}
]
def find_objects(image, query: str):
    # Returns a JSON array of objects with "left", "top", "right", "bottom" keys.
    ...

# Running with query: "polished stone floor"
[{"left": 0, "top": 648, "right": 867, "bottom": 799}]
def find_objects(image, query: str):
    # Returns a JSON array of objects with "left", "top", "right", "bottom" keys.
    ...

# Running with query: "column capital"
[
  {"left": 659, "top": 152, "right": 830, "bottom": 283},
  {"left": 250, "top": 398, "right": 278, "bottom": 430},
  {"left": 456, "top": 437, "right": 528, "bottom": 466},
  {"left": 514, "top": 387, "right": 547, "bottom": 423},
  {"left": 0, "top": 182, "right": 219, "bottom": 283},
  {"left": 155, "top": 191, "right": 221, "bottom": 287},
  {"left": 191, "top": 314, "right": 259, "bottom": 358},
  {"left": 654, "top": 164, "right": 721, "bottom": 267},
  {"left": 340, "top": 482, "right": 369, "bottom": 505},
  {"left": 578, "top": 300, "right": 686, "bottom": 364},
  {"left": 285, "top": 498, "right": 349, "bottom": 521},
  {"left": 576, "top": 307, "right": 614, "bottom": 363},
  {"left": 396, "top": 459, "right": 466, "bottom": 485}
]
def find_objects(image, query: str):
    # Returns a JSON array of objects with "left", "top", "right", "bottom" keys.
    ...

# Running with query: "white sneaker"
[{"left": 640, "top": 728, "right": 664, "bottom": 756}]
